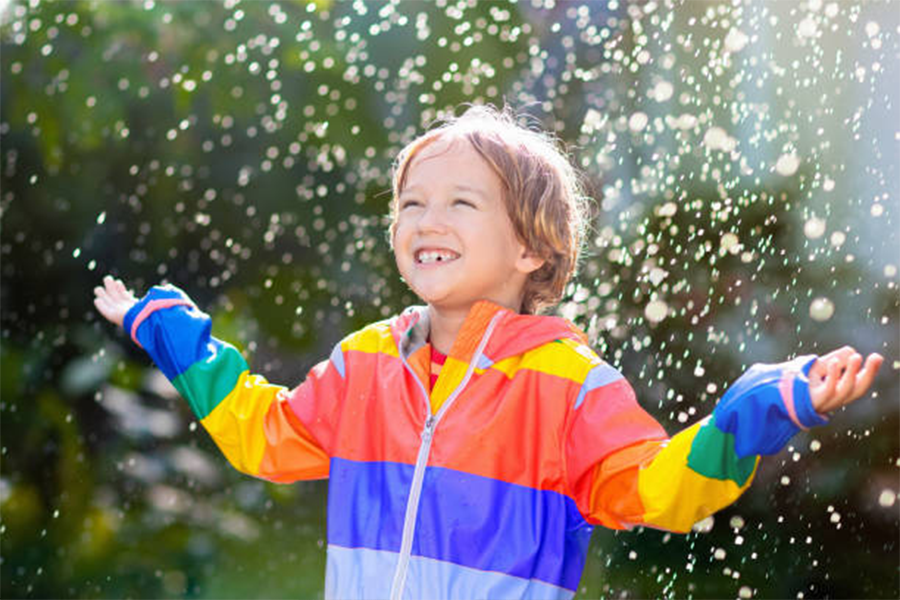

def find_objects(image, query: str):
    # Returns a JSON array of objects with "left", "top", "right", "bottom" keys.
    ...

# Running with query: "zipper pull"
[{"left": 421, "top": 415, "right": 436, "bottom": 442}]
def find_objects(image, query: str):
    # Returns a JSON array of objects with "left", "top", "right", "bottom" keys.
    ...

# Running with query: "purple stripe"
[{"left": 327, "top": 457, "right": 591, "bottom": 591}]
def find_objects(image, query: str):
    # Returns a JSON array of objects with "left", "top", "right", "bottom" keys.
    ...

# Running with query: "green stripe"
[
  {"left": 686, "top": 420, "right": 757, "bottom": 486},
  {"left": 172, "top": 344, "right": 248, "bottom": 420}
]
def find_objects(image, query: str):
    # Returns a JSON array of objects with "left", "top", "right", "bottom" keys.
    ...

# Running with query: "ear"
[{"left": 515, "top": 246, "right": 546, "bottom": 275}]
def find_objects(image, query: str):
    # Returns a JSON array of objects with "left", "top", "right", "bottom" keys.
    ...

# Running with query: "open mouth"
[{"left": 415, "top": 248, "right": 461, "bottom": 265}]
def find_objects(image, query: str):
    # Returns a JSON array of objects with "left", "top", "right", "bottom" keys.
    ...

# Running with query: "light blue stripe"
[
  {"left": 326, "top": 545, "right": 575, "bottom": 600},
  {"left": 573, "top": 364, "right": 624, "bottom": 409},
  {"left": 325, "top": 545, "right": 397, "bottom": 600},
  {"left": 476, "top": 353, "right": 494, "bottom": 369},
  {"left": 329, "top": 342, "right": 346, "bottom": 378}
]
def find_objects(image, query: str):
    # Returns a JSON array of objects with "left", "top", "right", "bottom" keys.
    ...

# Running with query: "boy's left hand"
[{"left": 808, "top": 347, "right": 884, "bottom": 414}]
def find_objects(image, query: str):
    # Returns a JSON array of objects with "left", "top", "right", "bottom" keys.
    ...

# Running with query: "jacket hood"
[{"left": 390, "top": 300, "right": 588, "bottom": 366}]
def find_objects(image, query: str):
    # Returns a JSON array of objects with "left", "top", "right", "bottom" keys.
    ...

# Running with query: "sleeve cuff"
[
  {"left": 782, "top": 355, "right": 829, "bottom": 430},
  {"left": 122, "top": 285, "right": 195, "bottom": 349}
]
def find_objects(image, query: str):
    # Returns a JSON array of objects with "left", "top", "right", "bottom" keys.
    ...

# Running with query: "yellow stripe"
[
  {"left": 200, "top": 370, "right": 280, "bottom": 476},
  {"left": 431, "top": 356, "right": 468, "bottom": 414},
  {"left": 342, "top": 323, "right": 399, "bottom": 357},
  {"left": 488, "top": 339, "right": 600, "bottom": 384},
  {"left": 637, "top": 421, "right": 757, "bottom": 532}
]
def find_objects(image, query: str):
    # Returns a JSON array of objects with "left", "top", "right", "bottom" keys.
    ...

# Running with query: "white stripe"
[{"left": 328, "top": 545, "right": 575, "bottom": 600}]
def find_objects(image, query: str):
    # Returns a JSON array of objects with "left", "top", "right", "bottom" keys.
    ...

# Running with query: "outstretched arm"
[
  {"left": 93, "top": 275, "right": 342, "bottom": 483},
  {"left": 568, "top": 347, "right": 882, "bottom": 533}
]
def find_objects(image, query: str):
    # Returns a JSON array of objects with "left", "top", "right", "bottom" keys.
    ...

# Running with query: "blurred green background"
[{"left": 1, "top": 1, "right": 897, "bottom": 598}]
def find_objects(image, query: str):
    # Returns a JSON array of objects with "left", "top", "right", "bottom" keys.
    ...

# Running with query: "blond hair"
[{"left": 389, "top": 105, "right": 589, "bottom": 314}]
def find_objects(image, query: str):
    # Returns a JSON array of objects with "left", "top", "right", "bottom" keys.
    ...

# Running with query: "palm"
[
  {"left": 808, "top": 346, "right": 883, "bottom": 414},
  {"left": 93, "top": 275, "right": 138, "bottom": 328}
]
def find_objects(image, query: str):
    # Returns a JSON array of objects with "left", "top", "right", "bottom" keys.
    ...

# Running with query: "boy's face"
[{"left": 393, "top": 135, "right": 543, "bottom": 314}]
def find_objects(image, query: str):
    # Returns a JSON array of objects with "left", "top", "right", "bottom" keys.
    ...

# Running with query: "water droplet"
[
  {"left": 725, "top": 29, "right": 750, "bottom": 52},
  {"left": 775, "top": 153, "right": 801, "bottom": 176},
  {"left": 803, "top": 216, "right": 826, "bottom": 239},
  {"left": 704, "top": 127, "right": 737, "bottom": 152},
  {"left": 720, "top": 232, "right": 740, "bottom": 253},
  {"left": 652, "top": 80, "right": 673, "bottom": 102},
  {"left": 644, "top": 299, "right": 668, "bottom": 323},
  {"left": 628, "top": 112, "right": 648, "bottom": 132},
  {"left": 797, "top": 17, "right": 818, "bottom": 39},
  {"left": 809, "top": 297, "right": 835, "bottom": 322}
]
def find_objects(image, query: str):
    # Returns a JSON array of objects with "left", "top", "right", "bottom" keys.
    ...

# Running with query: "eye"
[
  {"left": 399, "top": 199, "right": 423, "bottom": 210},
  {"left": 453, "top": 198, "right": 476, "bottom": 208}
]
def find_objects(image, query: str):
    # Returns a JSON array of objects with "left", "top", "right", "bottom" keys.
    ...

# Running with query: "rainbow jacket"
[{"left": 123, "top": 284, "right": 827, "bottom": 600}]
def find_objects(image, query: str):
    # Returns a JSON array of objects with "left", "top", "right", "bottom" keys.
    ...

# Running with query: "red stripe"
[
  {"left": 324, "top": 351, "right": 584, "bottom": 494},
  {"left": 130, "top": 298, "right": 194, "bottom": 347},
  {"left": 565, "top": 378, "right": 668, "bottom": 513}
]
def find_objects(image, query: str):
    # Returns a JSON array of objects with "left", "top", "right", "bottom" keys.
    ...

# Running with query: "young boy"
[{"left": 94, "top": 106, "right": 882, "bottom": 600}]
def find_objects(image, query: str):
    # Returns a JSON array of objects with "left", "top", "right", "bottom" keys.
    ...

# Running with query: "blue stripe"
[
  {"left": 573, "top": 364, "right": 624, "bottom": 409},
  {"left": 325, "top": 545, "right": 574, "bottom": 600},
  {"left": 327, "top": 458, "right": 591, "bottom": 591},
  {"left": 712, "top": 355, "right": 819, "bottom": 457},
  {"left": 129, "top": 286, "right": 215, "bottom": 380},
  {"left": 330, "top": 342, "right": 346, "bottom": 378}
]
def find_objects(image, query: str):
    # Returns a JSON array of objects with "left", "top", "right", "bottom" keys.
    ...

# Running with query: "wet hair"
[{"left": 389, "top": 104, "right": 589, "bottom": 314}]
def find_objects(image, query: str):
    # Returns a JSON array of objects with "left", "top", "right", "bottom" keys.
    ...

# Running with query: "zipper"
[{"left": 389, "top": 312, "right": 503, "bottom": 600}]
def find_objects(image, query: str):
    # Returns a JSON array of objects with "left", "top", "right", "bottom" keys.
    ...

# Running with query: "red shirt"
[{"left": 430, "top": 345, "right": 447, "bottom": 390}]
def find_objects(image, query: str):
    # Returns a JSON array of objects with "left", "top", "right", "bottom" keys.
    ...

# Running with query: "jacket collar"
[{"left": 390, "top": 300, "right": 587, "bottom": 365}]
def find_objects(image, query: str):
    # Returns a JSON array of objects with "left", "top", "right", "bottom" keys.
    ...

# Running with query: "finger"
[
  {"left": 94, "top": 285, "right": 108, "bottom": 299},
  {"left": 814, "top": 358, "right": 842, "bottom": 413},
  {"left": 818, "top": 346, "right": 856, "bottom": 365},
  {"left": 846, "top": 353, "right": 884, "bottom": 403},
  {"left": 93, "top": 297, "right": 113, "bottom": 321},
  {"left": 834, "top": 354, "right": 863, "bottom": 402},
  {"left": 104, "top": 275, "right": 119, "bottom": 293},
  {"left": 113, "top": 278, "right": 129, "bottom": 296},
  {"left": 808, "top": 357, "right": 828, "bottom": 383}
]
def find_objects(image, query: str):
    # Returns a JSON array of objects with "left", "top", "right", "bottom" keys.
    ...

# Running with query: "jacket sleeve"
[
  {"left": 565, "top": 355, "right": 826, "bottom": 532},
  {"left": 123, "top": 284, "right": 345, "bottom": 483}
]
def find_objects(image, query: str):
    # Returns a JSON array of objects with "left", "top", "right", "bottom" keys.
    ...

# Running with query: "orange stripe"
[
  {"left": 257, "top": 395, "right": 330, "bottom": 482},
  {"left": 583, "top": 439, "right": 664, "bottom": 528}
]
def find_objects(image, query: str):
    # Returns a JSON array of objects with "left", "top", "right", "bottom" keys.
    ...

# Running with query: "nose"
[{"left": 415, "top": 203, "right": 449, "bottom": 234}]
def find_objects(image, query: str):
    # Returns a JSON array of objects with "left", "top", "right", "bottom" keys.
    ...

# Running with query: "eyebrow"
[{"left": 401, "top": 184, "right": 486, "bottom": 197}]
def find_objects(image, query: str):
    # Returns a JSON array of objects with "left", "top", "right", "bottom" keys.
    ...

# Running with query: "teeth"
[{"left": 416, "top": 250, "right": 459, "bottom": 264}]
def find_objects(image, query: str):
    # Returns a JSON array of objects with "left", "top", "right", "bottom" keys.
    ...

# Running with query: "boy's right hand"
[{"left": 93, "top": 275, "right": 138, "bottom": 328}]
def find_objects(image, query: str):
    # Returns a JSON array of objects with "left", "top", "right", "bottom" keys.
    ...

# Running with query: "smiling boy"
[{"left": 95, "top": 105, "right": 882, "bottom": 599}]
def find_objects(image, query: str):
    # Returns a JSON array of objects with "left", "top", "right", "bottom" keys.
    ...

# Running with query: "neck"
[
  {"left": 427, "top": 297, "right": 523, "bottom": 356},
  {"left": 427, "top": 305, "right": 468, "bottom": 356}
]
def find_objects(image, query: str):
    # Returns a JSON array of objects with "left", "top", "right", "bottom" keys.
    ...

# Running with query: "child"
[{"left": 94, "top": 105, "right": 882, "bottom": 600}]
